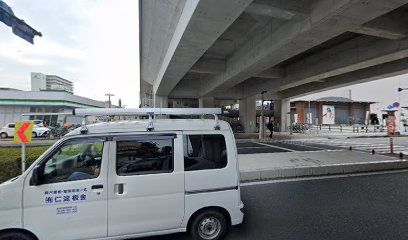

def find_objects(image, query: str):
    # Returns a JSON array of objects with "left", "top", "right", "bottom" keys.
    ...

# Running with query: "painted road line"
[
  {"left": 256, "top": 142, "right": 295, "bottom": 152},
  {"left": 237, "top": 146, "right": 270, "bottom": 149},
  {"left": 282, "top": 142, "right": 329, "bottom": 151}
]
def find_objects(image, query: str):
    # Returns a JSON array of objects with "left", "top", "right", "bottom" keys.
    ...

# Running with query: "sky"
[
  {"left": 0, "top": 0, "right": 140, "bottom": 107},
  {"left": 1, "top": 1, "right": 408, "bottom": 111}
]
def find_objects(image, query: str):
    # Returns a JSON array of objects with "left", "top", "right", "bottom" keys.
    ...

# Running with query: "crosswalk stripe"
[{"left": 282, "top": 139, "right": 407, "bottom": 154}]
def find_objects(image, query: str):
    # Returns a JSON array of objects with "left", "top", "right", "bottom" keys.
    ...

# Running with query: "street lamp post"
[
  {"left": 105, "top": 93, "right": 115, "bottom": 108},
  {"left": 260, "top": 91, "right": 267, "bottom": 140}
]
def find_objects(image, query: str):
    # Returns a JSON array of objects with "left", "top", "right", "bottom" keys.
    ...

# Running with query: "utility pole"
[{"left": 105, "top": 93, "right": 115, "bottom": 108}]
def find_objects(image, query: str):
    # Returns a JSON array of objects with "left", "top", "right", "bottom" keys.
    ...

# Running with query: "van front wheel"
[
  {"left": 0, "top": 231, "right": 36, "bottom": 240},
  {"left": 190, "top": 210, "right": 227, "bottom": 240}
]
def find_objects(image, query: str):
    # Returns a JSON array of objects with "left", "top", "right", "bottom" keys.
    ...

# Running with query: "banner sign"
[{"left": 322, "top": 105, "right": 335, "bottom": 125}]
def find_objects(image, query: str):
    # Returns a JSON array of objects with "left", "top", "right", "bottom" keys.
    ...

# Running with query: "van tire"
[
  {"left": 32, "top": 132, "right": 37, "bottom": 138},
  {"left": 0, "top": 132, "right": 7, "bottom": 139},
  {"left": 0, "top": 231, "right": 35, "bottom": 240},
  {"left": 189, "top": 209, "right": 227, "bottom": 240}
]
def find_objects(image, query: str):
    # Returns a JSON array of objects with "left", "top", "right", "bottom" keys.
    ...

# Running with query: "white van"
[{"left": 0, "top": 108, "right": 244, "bottom": 240}]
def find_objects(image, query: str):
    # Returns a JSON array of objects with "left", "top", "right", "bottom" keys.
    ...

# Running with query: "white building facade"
[
  {"left": 31, "top": 72, "right": 74, "bottom": 94},
  {"left": 0, "top": 89, "right": 104, "bottom": 127}
]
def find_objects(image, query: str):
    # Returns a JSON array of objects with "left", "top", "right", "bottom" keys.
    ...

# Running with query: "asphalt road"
[
  {"left": 141, "top": 170, "right": 408, "bottom": 240},
  {"left": 283, "top": 137, "right": 408, "bottom": 155},
  {"left": 236, "top": 141, "right": 327, "bottom": 154}
]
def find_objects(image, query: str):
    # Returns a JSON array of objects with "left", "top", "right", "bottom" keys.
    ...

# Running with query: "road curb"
[{"left": 240, "top": 160, "right": 408, "bottom": 182}]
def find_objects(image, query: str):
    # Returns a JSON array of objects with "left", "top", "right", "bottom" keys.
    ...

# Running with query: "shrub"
[{"left": 0, "top": 146, "right": 50, "bottom": 183}]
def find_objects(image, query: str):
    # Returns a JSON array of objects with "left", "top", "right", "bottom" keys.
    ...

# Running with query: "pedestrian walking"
[{"left": 267, "top": 120, "right": 274, "bottom": 138}]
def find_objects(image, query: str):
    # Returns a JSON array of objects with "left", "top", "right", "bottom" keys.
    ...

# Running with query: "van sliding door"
[{"left": 107, "top": 133, "right": 185, "bottom": 236}]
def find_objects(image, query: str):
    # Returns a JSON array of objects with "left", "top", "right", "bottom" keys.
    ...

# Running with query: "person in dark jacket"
[{"left": 267, "top": 120, "right": 273, "bottom": 138}]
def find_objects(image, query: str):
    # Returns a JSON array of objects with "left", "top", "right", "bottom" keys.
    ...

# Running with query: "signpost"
[{"left": 14, "top": 121, "right": 34, "bottom": 173}]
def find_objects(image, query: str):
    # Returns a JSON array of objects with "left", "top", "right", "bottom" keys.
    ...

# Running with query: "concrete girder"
[
  {"left": 243, "top": 35, "right": 408, "bottom": 97},
  {"left": 141, "top": 0, "right": 187, "bottom": 86},
  {"left": 278, "top": 58, "right": 408, "bottom": 99},
  {"left": 189, "top": 59, "right": 285, "bottom": 78},
  {"left": 350, "top": 6, "right": 408, "bottom": 40},
  {"left": 245, "top": 3, "right": 296, "bottom": 20},
  {"left": 252, "top": 0, "right": 312, "bottom": 16},
  {"left": 279, "top": 36, "right": 408, "bottom": 91},
  {"left": 153, "top": 0, "right": 253, "bottom": 96},
  {"left": 189, "top": 58, "right": 226, "bottom": 74},
  {"left": 350, "top": 25, "right": 406, "bottom": 40},
  {"left": 254, "top": 67, "right": 285, "bottom": 79},
  {"left": 200, "top": 0, "right": 408, "bottom": 97}
]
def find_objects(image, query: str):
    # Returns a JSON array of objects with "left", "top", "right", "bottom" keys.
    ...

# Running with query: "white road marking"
[
  {"left": 237, "top": 146, "right": 270, "bottom": 149},
  {"left": 255, "top": 142, "right": 295, "bottom": 152},
  {"left": 279, "top": 141, "right": 328, "bottom": 150}
]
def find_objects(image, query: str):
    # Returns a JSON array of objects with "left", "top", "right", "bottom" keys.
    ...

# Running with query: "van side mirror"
[{"left": 30, "top": 166, "right": 44, "bottom": 186}]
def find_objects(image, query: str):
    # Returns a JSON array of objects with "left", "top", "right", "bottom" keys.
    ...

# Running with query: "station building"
[{"left": 291, "top": 97, "right": 374, "bottom": 125}]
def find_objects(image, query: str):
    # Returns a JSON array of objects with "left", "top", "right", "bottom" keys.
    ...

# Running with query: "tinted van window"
[
  {"left": 42, "top": 139, "right": 103, "bottom": 184},
  {"left": 117, "top": 139, "right": 173, "bottom": 175},
  {"left": 184, "top": 135, "right": 227, "bottom": 171}
]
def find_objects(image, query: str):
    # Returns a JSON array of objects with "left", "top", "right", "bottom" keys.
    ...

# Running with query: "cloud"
[
  {"left": 78, "top": 0, "right": 140, "bottom": 106},
  {"left": 0, "top": 0, "right": 140, "bottom": 107}
]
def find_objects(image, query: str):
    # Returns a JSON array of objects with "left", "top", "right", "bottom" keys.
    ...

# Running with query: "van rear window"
[{"left": 184, "top": 135, "right": 227, "bottom": 171}]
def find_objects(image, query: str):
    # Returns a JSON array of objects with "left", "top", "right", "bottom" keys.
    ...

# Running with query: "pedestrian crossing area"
[{"left": 282, "top": 138, "right": 408, "bottom": 154}]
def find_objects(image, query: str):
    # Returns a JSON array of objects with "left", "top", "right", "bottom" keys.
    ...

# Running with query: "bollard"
[
  {"left": 371, "top": 149, "right": 375, "bottom": 155},
  {"left": 399, "top": 152, "right": 404, "bottom": 160},
  {"left": 390, "top": 137, "right": 394, "bottom": 154},
  {"left": 349, "top": 146, "right": 352, "bottom": 151}
]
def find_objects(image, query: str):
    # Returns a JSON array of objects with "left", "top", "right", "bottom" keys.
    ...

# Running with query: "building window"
[
  {"left": 184, "top": 135, "right": 227, "bottom": 171},
  {"left": 116, "top": 138, "right": 174, "bottom": 176}
]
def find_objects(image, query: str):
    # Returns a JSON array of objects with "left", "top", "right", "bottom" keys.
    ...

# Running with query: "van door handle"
[
  {"left": 115, "top": 183, "right": 124, "bottom": 195},
  {"left": 92, "top": 184, "right": 104, "bottom": 190}
]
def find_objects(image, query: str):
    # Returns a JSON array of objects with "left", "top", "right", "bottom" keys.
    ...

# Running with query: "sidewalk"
[
  {"left": 239, "top": 150, "right": 408, "bottom": 182},
  {"left": 234, "top": 131, "right": 408, "bottom": 141}
]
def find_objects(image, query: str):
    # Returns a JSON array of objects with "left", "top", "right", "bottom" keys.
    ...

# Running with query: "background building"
[
  {"left": 0, "top": 88, "right": 105, "bottom": 127},
  {"left": 31, "top": 72, "right": 74, "bottom": 94},
  {"left": 291, "top": 97, "right": 373, "bottom": 125}
]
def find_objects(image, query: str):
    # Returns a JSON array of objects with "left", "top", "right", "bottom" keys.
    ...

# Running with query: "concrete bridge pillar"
[
  {"left": 199, "top": 97, "right": 215, "bottom": 108},
  {"left": 154, "top": 95, "right": 168, "bottom": 108},
  {"left": 274, "top": 99, "right": 291, "bottom": 132},
  {"left": 239, "top": 96, "right": 256, "bottom": 133}
]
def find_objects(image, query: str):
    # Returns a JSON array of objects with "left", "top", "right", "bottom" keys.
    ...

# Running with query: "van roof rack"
[{"left": 72, "top": 108, "right": 223, "bottom": 133}]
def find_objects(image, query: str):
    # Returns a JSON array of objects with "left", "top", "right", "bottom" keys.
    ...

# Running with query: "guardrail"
[{"left": 304, "top": 124, "right": 384, "bottom": 134}]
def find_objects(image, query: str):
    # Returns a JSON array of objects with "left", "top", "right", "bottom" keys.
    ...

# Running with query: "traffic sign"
[{"left": 14, "top": 121, "right": 34, "bottom": 144}]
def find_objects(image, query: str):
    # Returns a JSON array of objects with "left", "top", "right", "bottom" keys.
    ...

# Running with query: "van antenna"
[{"left": 214, "top": 114, "right": 220, "bottom": 130}]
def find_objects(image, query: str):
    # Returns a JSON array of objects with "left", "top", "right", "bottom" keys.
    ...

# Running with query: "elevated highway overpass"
[{"left": 139, "top": 0, "right": 408, "bottom": 132}]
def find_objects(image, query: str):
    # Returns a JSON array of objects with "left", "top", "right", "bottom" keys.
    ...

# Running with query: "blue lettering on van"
[{"left": 44, "top": 188, "right": 88, "bottom": 204}]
